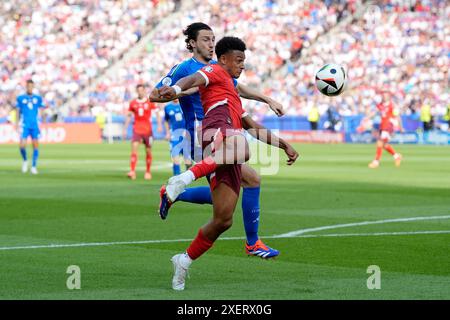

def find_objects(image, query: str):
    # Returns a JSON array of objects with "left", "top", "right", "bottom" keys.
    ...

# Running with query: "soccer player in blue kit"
[
  {"left": 16, "top": 80, "right": 45, "bottom": 175},
  {"left": 163, "top": 100, "right": 192, "bottom": 175},
  {"left": 150, "top": 23, "right": 285, "bottom": 259}
]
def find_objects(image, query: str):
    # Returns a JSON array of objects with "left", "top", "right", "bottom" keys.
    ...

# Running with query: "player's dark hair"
[
  {"left": 183, "top": 22, "right": 212, "bottom": 52},
  {"left": 136, "top": 84, "right": 145, "bottom": 89},
  {"left": 26, "top": 79, "right": 34, "bottom": 84},
  {"left": 215, "top": 37, "right": 246, "bottom": 59}
]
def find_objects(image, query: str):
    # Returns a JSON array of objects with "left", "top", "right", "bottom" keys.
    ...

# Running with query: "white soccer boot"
[
  {"left": 171, "top": 253, "right": 192, "bottom": 291},
  {"left": 22, "top": 161, "right": 28, "bottom": 173},
  {"left": 165, "top": 171, "right": 194, "bottom": 203}
]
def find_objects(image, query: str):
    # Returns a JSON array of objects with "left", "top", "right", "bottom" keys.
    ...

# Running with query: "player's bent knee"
[
  {"left": 241, "top": 165, "right": 261, "bottom": 187},
  {"left": 214, "top": 218, "right": 233, "bottom": 233}
]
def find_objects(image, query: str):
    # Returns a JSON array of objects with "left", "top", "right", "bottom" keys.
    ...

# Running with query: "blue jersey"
[
  {"left": 156, "top": 58, "right": 238, "bottom": 125},
  {"left": 156, "top": 57, "right": 211, "bottom": 124},
  {"left": 16, "top": 94, "right": 44, "bottom": 129},
  {"left": 164, "top": 102, "right": 186, "bottom": 133},
  {"left": 156, "top": 57, "right": 238, "bottom": 160}
]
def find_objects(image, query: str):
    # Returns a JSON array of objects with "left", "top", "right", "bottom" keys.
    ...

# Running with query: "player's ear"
[
  {"left": 189, "top": 39, "right": 196, "bottom": 50},
  {"left": 218, "top": 54, "right": 227, "bottom": 65}
]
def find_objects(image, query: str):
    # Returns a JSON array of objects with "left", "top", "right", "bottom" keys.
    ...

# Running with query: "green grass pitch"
[{"left": 0, "top": 141, "right": 449, "bottom": 299}]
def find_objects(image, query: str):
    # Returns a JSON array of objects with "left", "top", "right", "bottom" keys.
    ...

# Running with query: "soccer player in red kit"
[
  {"left": 123, "top": 84, "right": 160, "bottom": 180},
  {"left": 368, "top": 91, "right": 403, "bottom": 169},
  {"left": 158, "top": 37, "right": 299, "bottom": 290}
]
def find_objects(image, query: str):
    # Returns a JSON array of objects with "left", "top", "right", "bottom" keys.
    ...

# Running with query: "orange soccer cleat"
[{"left": 245, "top": 239, "right": 279, "bottom": 259}]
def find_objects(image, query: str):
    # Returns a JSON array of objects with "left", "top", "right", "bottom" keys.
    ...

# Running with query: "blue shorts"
[{"left": 21, "top": 127, "right": 40, "bottom": 140}]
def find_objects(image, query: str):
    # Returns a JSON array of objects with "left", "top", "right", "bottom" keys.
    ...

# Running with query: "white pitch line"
[
  {"left": 271, "top": 230, "right": 450, "bottom": 239},
  {"left": 0, "top": 215, "right": 449, "bottom": 251},
  {"left": 0, "top": 230, "right": 449, "bottom": 251},
  {"left": 274, "top": 215, "right": 450, "bottom": 238},
  {"left": 0, "top": 237, "right": 243, "bottom": 251}
]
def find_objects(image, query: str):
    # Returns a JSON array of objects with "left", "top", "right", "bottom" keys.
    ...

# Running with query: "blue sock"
[
  {"left": 32, "top": 149, "right": 39, "bottom": 167},
  {"left": 173, "top": 163, "right": 181, "bottom": 175},
  {"left": 177, "top": 186, "right": 212, "bottom": 204},
  {"left": 242, "top": 187, "right": 260, "bottom": 245},
  {"left": 20, "top": 148, "right": 27, "bottom": 161}
]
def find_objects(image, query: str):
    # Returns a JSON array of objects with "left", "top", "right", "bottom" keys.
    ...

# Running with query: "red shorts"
[
  {"left": 200, "top": 106, "right": 243, "bottom": 197},
  {"left": 379, "top": 130, "right": 392, "bottom": 142},
  {"left": 132, "top": 131, "right": 153, "bottom": 147}
]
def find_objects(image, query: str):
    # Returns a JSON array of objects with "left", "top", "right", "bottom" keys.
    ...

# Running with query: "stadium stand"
[
  {"left": 0, "top": 0, "right": 448, "bottom": 130},
  {"left": 253, "top": 0, "right": 449, "bottom": 122},
  {"left": 0, "top": 0, "right": 177, "bottom": 118},
  {"left": 74, "top": 0, "right": 355, "bottom": 119}
]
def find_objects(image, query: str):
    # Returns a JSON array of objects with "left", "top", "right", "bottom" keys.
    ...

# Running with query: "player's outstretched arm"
[
  {"left": 15, "top": 110, "right": 21, "bottom": 133},
  {"left": 242, "top": 115, "right": 299, "bottom": 165},
  {"left": 237, "top": 83, "right": 284, "bottom": 117},
  {"left": 397, "top": 115, "right": 404, "bottom": 132},
  {"left": 155, "top": 107, "right": 164, "bottom": 133},
  {"left": 158, "top": 73, "right": 206, "bottom": 101},
  {"left": 149, "top": 87, "right": 199, "bottom": 103},
  {"left": 122, "top": 112, "right": 133, "bottom": 140},
  {"left": 15, "top": 98, "right": 21, "bottom": 132}
]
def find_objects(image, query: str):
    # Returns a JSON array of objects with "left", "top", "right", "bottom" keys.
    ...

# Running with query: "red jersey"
[
  {"left": 128, "top": 98, "right": 155, "bottom": 135},
  {"left": 197, "top": 64, "right": 244, "bottom": 129},
  {"left": 377, "top": 101, "right": 396, "bottom": 132}
]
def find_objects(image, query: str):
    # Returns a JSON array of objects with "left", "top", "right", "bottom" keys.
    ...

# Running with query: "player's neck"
[
  {"left": 26, "top": 91, "right": 33, "bottom": 96},
  {"left": 217, "top": 63, "right": 233, "bottom": 78},
  {"left": 192, "top": 54, "right": 209, "bottom": 65},
  {"left": 137, "top": 97, "right": 146, "bottom": 102}
]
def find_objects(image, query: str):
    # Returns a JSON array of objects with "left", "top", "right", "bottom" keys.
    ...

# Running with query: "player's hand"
[
  {"left": 284, "top": 144, "right": 299, "bottom": 165},
  {"left": 165, "top": 133, "right": 170, "bottom": 141},
  {"left": 268, "top": 99, "right": 285, "bottom": 117},
  {"left": 179, "top": 87, "right": 199, "bottom": 97},
  {"left": 158, "top": 86, "right": 176, "bottom": 100},
  {"left": 157, "top": 125, "right": 163, "bottom": 133}
]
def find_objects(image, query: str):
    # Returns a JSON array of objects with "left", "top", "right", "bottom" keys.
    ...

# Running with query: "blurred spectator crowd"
[
  {"left": 0, "top": 0, "right": 448, "bottom": 131},
  {"left": 252, "top": 0, "right": 449, "bottom": 126},
  {"left": 0, "top": 0, "right": 177, "bottom": 119},
  {"left": 80, "top": 0, "right": 354, "bottom": 118}
]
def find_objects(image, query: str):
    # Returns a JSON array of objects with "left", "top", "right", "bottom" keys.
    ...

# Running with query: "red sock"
[
  {"left": 384, "top": 144, "right": 396, "bottom": 155},
  {"left": 375, "top": 147, "right": 383, "bottom": 161},
  {"left": 189, "top": 156, "right": 217, "bottom": 180},
  {"left": 186, "top": 229, "right": 214, "bottom": 260},
  {"left": 146, "top": 152, "right": 152, "bottom": 173},
  {"left": 130, "top": 153, "right": 137, "bottom": 172}
]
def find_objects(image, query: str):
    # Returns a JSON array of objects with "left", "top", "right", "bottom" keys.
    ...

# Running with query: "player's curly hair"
[
  {"left": 183, "top": 22, "right": 212, "bottom": 52},
  {"left": 215, "top": 37, "right": 246, "bottom": 58}
]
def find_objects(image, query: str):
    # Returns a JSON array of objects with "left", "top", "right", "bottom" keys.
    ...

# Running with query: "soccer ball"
[{"left": 315, "top": 63, "right": 346, "bottom": 96}]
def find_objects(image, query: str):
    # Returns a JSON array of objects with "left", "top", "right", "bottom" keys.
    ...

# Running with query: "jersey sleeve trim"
[
  {"left": 197, "top": 70, "right": 209, "bottom": 87},
  {"left": 204, "top": 99, "right": 228, "bottom": 116}
]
